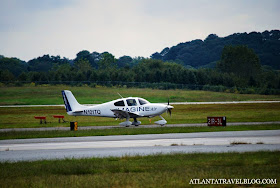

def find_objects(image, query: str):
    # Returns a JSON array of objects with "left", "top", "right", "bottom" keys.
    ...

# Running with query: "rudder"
[{"left": 61, "top": 90, "right": 82, "bottom": 112}]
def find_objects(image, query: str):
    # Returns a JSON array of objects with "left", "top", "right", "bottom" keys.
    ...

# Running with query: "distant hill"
[{"left": 151, "top": 30, "right": 280, "bottom": 69}]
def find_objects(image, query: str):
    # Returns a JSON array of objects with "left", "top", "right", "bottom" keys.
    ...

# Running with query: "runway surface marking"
[{"left": 0, "top": 130, "right": 279, "bottom": 162}]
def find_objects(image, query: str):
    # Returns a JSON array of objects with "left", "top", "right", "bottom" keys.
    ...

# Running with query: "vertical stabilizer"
[{"left": 61, "top": 90, "right": 83, "bottom": 112}]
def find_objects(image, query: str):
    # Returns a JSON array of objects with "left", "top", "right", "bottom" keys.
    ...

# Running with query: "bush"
[{"left": 90, "top": 83, "right": 96, "bottom": 88}]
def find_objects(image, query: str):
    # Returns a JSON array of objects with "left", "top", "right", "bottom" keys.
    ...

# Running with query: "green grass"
[
  {"left": 0, "top": 103, "right": 279, "bottom": 129},
  {"left": 1, "top": 84, "right": 280, "bottom": 105},
  {"left": 0, "top": 152, "right": 279, "bottom": 187},
  {"left": 1, "top": 124, "right": 280, "bottom": 140}
]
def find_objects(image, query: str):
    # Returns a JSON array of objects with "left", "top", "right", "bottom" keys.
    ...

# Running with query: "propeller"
[
  {"left": 167, "top": 97, "right": 173, "bottom": 116},
  {"left": 167, "top": 108, "right": 172, "bottom": 116}
]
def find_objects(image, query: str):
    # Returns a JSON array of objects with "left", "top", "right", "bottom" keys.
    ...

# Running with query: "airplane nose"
[
  {"left": 166, "top": 105, "right": 173, "bottom": 116},
  {"left": 167, "top": 105, "right": 174, "bottom": 109},
  {"left": 166, "top": 98, "right": 174, "bottom": 115}
]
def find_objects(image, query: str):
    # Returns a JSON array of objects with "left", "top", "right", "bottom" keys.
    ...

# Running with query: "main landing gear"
[
  {"left": 119, "top": 117, "right": 141, "bottom": 127},
  {"left": 132, "top": 118, "right": 141, "bottom": 126},
  {"left": 119, "top": 116, "right": 167, "bottom": 127}
]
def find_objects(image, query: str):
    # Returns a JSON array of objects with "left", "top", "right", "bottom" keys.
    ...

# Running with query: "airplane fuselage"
[
  {"left": 67, "top": 97, "right": 167, "bottom": 118},
  {"left": 62, "top": 90, "right": 173, "bottom": 126}
]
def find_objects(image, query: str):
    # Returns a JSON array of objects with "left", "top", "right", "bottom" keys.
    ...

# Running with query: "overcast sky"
[{"left": 0, "top": 0, "right": 279, "bottom": 61}]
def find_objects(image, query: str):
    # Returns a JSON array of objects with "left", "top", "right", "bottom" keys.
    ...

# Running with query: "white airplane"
[{"left": 62, "top": 90, "right": 174, "bottom": 127}]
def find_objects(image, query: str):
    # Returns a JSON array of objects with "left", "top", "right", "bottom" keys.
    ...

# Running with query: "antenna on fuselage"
[{"left": 117, "top": 93, "right": 123, "bottom": 98}]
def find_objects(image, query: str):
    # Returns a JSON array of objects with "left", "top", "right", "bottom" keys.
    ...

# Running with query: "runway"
[{"left": 0, "top": 130, "right": 279, "bottom": 162}]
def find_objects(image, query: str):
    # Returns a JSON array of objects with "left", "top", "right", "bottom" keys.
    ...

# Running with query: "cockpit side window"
[
  {"left": 126, "top": 99, "right": 137, "bottom": 106},
  {"left": 139, "top": 99, "right": 148, "bottom": 105},
  {"left": 114, "top": 100, "right": 125, "bottom": 106}
]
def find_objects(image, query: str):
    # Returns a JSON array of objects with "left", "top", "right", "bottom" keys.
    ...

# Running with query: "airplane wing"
[{"left": 111, "top": 109, "right": 143, "bottom": 119}]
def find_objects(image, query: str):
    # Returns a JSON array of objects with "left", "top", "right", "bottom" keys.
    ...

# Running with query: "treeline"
[
  {"left": 151, "top": 30, "right": 280, "bottom": 69},
  {"left": 0, "top": 46, "right": 279, "bottom": 95}
]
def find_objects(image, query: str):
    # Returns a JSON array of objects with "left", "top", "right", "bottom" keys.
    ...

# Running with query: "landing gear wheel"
[{"left": 132, "top": 118, "right": 141, "bottom": 126}]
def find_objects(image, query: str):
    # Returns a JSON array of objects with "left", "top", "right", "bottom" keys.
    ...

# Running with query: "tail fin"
[{"left": 62, "top": 90, "right": 83, "bottom": 113}]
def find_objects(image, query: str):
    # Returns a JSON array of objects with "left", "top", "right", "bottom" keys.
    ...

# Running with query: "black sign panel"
[{"left": 207, "top": 117, "right": 226, "bottom": 126}]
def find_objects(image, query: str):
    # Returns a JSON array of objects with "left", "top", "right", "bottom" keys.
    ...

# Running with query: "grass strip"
[
  {"left": 0, "top": 151, "right": 279, "bottom": 187},
  {"left": 1, "top": 124, "right": 280, "bottom": 140},
  {"left": 1, "top": 103, "right": 280, "bottom": 129},
  {"left": 1, "top": 85, "right": 280, "bottom": 105}
]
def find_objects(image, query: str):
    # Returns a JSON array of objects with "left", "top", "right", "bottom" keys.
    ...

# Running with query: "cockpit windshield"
[
  {"left": 126, "top": 99, "right": 137, "bottom": 106},
  {"left": 114, "top": 100, "right": 125, "bottom": 106},
  {"left": 139, "top": 98, "right": 148, "bottom": 105}
]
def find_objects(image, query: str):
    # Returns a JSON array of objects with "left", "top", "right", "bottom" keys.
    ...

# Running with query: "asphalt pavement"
[{"left": 0, "top": 130, "right": 279, "bottom": 162}]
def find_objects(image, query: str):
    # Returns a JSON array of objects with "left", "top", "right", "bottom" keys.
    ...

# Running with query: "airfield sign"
[{"left": 207, "top": 117, "right": 226, "bottom": 126}]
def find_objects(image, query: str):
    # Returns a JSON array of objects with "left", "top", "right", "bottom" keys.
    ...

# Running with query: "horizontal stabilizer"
[{"left": 72, "top": 110, "right": 84, "bottom": 113}]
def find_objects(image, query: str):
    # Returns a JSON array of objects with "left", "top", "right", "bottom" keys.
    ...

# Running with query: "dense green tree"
[
  {"left": 117, "top": 56, "right": 133, "bottom": 68},
  {"left": 27, "top": 55, "right": 68, "bottom": 72},
  {"left": 98, "top": 70, "right": 111, "bottom": 81},
  {"left": 28, "top": 72, "right": 42, "bottom": 82},
  {"left": 152, "top": 30, "right": 280, "bottom": 69},
  {"left": 18, "top": 72, "right": 28, "bottom": 81},
  {"left": 75, "top": 50, "right": 99, "bottom": 68},
  {"left": 0, "top": 57, "right": 27, "bottom": 76},
  {"left": 74, "top": 58, "right": 92, "bottom": 73},
  {"left": 188, "top": 71, "right": 197, "bottom": 85},
  {"left": 98, "top": 52, "right": 116, "bottom": 69},
  {"left": 217, "top": 45, "right": 261, "bottom": 80},
  {"left": 0, "top": 70, "right": 15, "bottom": 81},
  {"left": 0, "top": 33, "right": 279, "bottom": 95},
  {"left": 75, "top": 50, "right": 90, "bottom": 61}
]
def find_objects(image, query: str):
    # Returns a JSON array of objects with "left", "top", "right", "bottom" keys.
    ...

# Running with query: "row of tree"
[
  {"left": 151, "top": 30, "right": 280, "bottom": 69},
  {"left": 1, "top": 45, "right": 280, "bottom": 94},
  {"left": 0, "top": 51, "right": 143, "bottom": 77}
]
